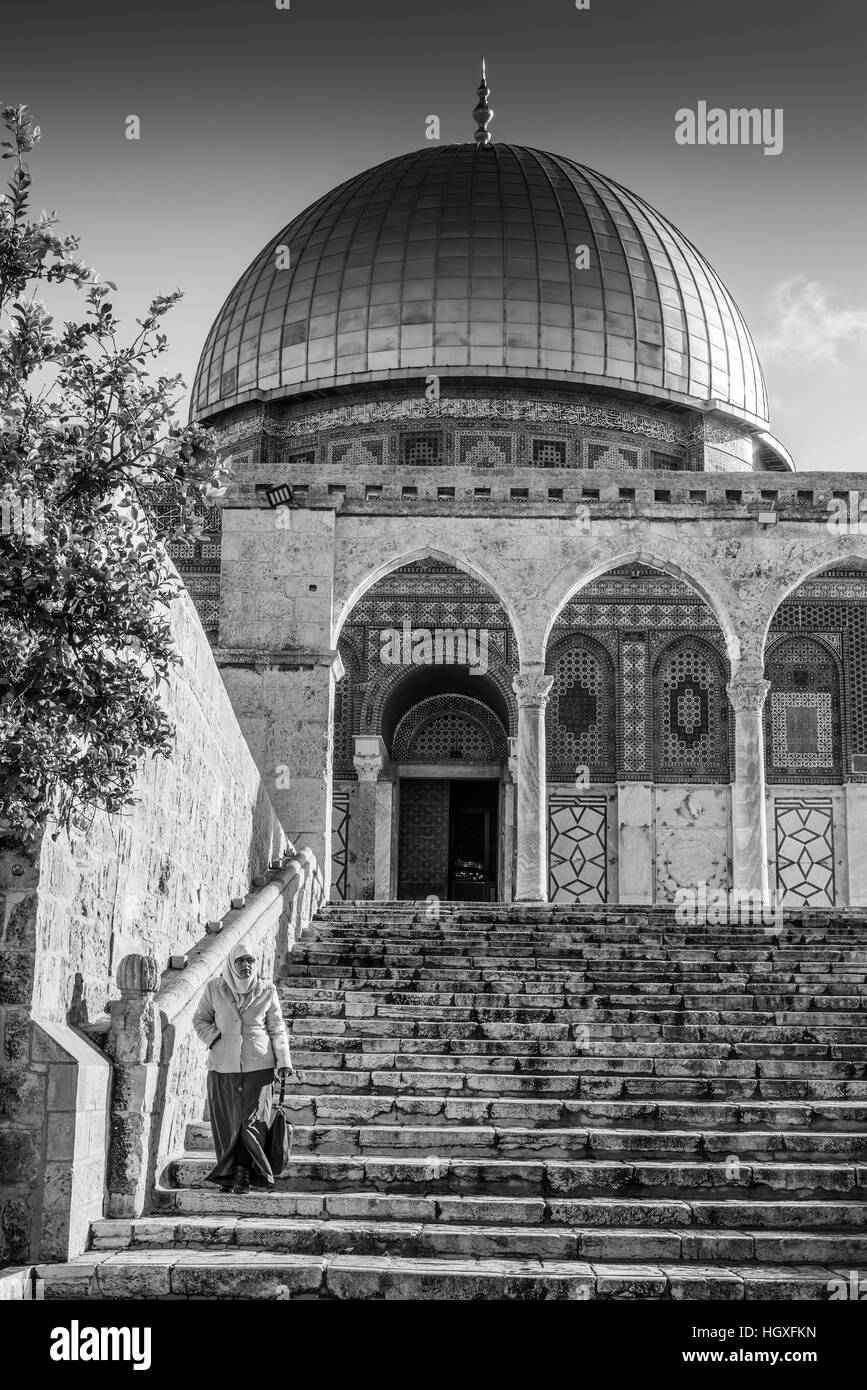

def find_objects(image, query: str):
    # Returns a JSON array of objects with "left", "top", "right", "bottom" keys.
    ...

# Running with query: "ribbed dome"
[{"left": 192, "top": 143, "right": 768, "bottom": 426}]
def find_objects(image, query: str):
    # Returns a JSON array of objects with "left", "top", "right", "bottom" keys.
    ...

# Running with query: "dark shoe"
[
  {"left": 250, "top": 1174, "right": 274, "bottom": 1192},
  {"left": 231, "top": 1166, "right": 251, "bottom": 1195}
]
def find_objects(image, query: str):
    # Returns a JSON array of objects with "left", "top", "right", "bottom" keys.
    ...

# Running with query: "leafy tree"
[{"left": 0, "top": 103, "right": 224, "bottom": 846}]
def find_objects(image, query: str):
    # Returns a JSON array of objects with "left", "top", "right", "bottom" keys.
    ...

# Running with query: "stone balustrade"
[{"left": 104, "top": 850, "right": 323, "bottom": 1220}]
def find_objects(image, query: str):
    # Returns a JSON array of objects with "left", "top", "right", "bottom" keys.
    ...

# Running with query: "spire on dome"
[{"left": 473, "top": 57, "right": 494, "bottom": 146}]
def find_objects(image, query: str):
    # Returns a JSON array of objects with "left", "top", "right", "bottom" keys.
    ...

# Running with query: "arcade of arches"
[
  {"left": 325, "top": 556, "right": 867, "bottom": 910},
  {"left": 178, "top": 132, "right": 867, "bottom": 917}
]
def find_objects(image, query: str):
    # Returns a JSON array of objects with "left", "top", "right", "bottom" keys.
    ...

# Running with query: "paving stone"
[
  {"left": 664, "top": 1266, "right": 745, "bottom": 1300},
  {"left": 593, "top": 1264, "right": 669, "bottom": 1299}
]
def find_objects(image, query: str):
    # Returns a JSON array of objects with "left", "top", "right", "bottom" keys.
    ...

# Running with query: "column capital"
[
  {"left": 727, "top": 668, "right": 771, "bottom": 714},
  {"left": 512, "top": 670, "right": 555, "bottom": 709},
  {"left": 353, "top": 734, "right": 389, "bottom": 782},
  {"left": 354, "top": 756, "right": 383, "bottom": 783}
]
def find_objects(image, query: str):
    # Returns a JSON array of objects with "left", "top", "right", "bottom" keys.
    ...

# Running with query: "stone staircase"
[{"left": 40, "top": 903, "right": 867, "bottom": 1299}]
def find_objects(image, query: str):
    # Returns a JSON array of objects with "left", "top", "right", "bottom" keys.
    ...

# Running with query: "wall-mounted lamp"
[{"left": 265, "top": 483, "right": 294, "bottom": 509}]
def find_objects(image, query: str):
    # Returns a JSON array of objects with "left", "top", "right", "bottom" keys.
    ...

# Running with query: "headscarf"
[{"left": 221, "top": 942, "right": 260, "bottom": 1008}]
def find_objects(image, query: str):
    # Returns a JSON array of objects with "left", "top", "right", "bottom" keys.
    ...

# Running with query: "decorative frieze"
[{"left": 253, "top": 391, "right": 691, "bottom": 446}]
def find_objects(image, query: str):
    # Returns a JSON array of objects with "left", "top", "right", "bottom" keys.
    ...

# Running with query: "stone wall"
[
  {"left": 0, "top": 572, "right": 293, "bottom": 1265},
  {"left": 32, "top": 584, "right": 286, "bottom": 1027}
]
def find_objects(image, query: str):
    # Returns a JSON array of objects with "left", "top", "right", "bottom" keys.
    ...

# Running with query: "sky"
[{"left": 2, "top": 0, "right": 866, "bottom": 473}]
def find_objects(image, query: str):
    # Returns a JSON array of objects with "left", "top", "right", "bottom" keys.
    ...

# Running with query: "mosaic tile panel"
[
  {"left": 392, "top": 695, "right": 508, "bottom": 764},
  {"left": 770, "top": 570, "right": 867, "bottom": 772},
  {"left": 656, "top": 641, "right": 728, "bottom": 779},
  {"left": 770, "top": 692, "right": 834, "bottom": 769},
  {"left": 621, "top": 638, "right": 648, "bottom": 774},
  {"left": 765, "top": 633, "right": 842, "bottom": 780},
  {"left": 546, "top": 637, "right": 615, "bottom": 780}
]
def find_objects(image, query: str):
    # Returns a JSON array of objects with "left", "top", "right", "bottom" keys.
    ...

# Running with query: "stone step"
[
  {"left": 281, "top": 997, "right": 867, "bottom": 1027},
  {"left": 285, "top": 1065, "right": 867, "bottom": 1100},
  {"left": 280, "top": 984, "right": 867, "bottom": 1008},
  {"left": 291, "top": 978, "right": 867, "bottom": 1000},
  {"left": 208, "top": 1092, "right": 867, "bottom": 1131},
  {"left": 292, "top": 949, "right": 867, "bottom": 967},
  {"left": 290, "top": 964, "right": 867, "bottom": 985},
  {"left": 304, "top": 928, "right": 867, "bottom": 950},
  {"left": 34, "top": 1250, "right": 854, "bottom": 1300},
  {"left": 286, "top": 1015, "right": 867, "bottom": 1043},
  {"left": 169, "top": 1152, "right": 867, "bottom": 1196},
  {"left": 290, "top": 1040, "right": 867, "bottom": 1071},
  {"left": 184, "top": 1119, "right": 867, "bottom": 1160},
  {"left": 90, "top": 902, "right": 866, "bottom": 1301},
  {"left": 288, "top": 1025, "right": 867, "bottom": 1056},
  {"left": 312, "top": 939, "right": 867, "bottom": 954},
  {"left": 153, "top": 1185, "right": 867, "bottom": 1231},
  {"left": 88, "top": 1214, "right": 867, "bottom": 1267},
  {"left": 296, "top": 943, "right": 867, "bottom": 961}
]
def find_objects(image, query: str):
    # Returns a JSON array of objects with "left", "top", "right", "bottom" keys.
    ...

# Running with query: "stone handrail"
[
  {"left": 157, "top": 848, "right": 318, "bottom": 1022},
  {"left": 104, "top": 847, "right": 324, "bottom": 1219}
]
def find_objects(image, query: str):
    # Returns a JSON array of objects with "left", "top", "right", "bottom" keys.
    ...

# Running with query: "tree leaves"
[{"left": 0, "top": 102, "right": 225, "bottom": 847}]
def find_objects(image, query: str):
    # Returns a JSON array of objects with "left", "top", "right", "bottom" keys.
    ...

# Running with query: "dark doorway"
[
  {"left": 448, "top": 780, "right": 498, "bottom": 901},
  {"left": 396, "top": 777, "right": 499, "bottom": 901},
  {"left": 397, "top": 779, "right": 449, "bottom": 900}
]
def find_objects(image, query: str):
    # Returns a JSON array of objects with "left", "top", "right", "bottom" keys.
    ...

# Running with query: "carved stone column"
[
  {"left": 501, "top": 737, "right": 519, "bottom": 902},
  {"left": 353, "top": 735, "right": 394, "bottom": 900},
  {"left": 105, "top": 953, "right": 162, "bottom": 1218},
  {"left": 726, "top": 666, "right": 771, "bottom": 901},
  {"left": 512, "top": 671, "right": 554, "bottom": 901}
]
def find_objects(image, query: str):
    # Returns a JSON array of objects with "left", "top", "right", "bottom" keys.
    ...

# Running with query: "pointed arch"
[
  {"left": 332, "top": 544, "right": 524, "bottom": 662},
  {"left": 541, "top": 546, "right": 739, "bottom": 664}
]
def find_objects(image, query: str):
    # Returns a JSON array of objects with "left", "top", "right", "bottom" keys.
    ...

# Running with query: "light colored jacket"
[{"left": 192, "top": 976, "right": 292, "bottom": 1074}]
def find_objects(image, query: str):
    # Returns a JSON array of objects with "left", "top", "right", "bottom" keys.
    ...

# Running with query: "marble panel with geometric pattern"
[
  {"left": 330, "top": 792, "right": 350, "bottom": 902},
  {"left": 773, "top": 798, "right": 836, "bottom": 906},
  {"left": 548, "top": 795, "right": 608, "bottom": 903}
]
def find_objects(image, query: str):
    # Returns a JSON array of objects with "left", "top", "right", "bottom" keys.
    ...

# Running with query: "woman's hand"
[{"left": 277, "top": 1066, "right": 294, "bottom": 1080}]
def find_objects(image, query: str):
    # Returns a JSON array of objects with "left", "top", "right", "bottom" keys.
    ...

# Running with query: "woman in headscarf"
[{"left": 192, "top": 941, "right": 293, "bottom": 1194}]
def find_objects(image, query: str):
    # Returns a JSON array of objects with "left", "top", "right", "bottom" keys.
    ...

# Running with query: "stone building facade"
[{"left": 178, "top": 134, "right": 867, "bottom": 912}]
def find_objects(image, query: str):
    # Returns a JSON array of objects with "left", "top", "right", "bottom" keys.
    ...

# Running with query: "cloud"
[{"left": 760, "top": 275, "right": 867, "bottom": 364}]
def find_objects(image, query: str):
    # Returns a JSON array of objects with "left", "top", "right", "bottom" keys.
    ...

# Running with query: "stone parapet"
[
  {"left": 103, "top": 849, "right": 323, "bottom": 1221},
  {"left": 226, "top": 466, "right": 862, "bottom": 521}
]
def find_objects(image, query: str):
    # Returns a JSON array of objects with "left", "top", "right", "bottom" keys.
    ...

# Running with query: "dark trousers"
[{"left": 205, "top": 1067, "right": 275, "bottom": 1185}]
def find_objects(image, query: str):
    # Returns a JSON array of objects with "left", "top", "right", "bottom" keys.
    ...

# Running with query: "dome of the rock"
[{"left": 191, "top": 142, "right": 768, "bottom": 426}]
